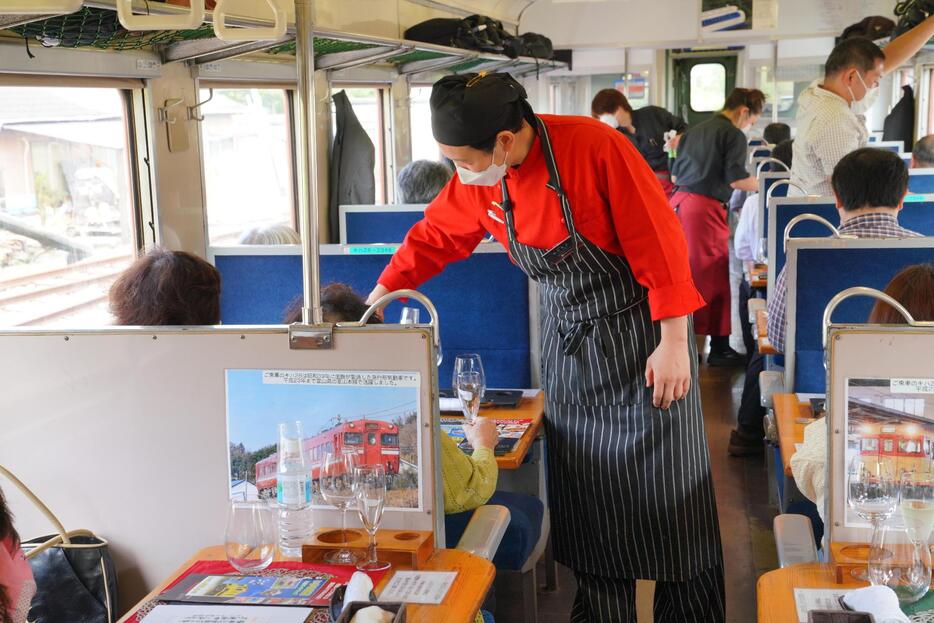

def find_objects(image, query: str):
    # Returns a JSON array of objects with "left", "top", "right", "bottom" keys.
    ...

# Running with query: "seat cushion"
[{"left": 445, "top": 490, "right": 544, "bottom": 571}]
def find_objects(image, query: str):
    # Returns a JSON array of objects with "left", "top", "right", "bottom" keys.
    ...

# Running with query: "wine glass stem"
[
  {"left": 341, "top": 507, "right": 347, "bottom": 543},
  {"left": 368, "top": 531, "right": 378, "bottom": 564}
]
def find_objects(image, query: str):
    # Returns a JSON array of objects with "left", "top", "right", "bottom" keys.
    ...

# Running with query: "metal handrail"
[
  {"left": 782, "top": 213, "right": 843, "bottom": 254},
  {"left": 821, "top": 287, "right": 921, "bottom": 348},
  {"left": 360, "top": 289, "right": 442, "bottom": 364}
]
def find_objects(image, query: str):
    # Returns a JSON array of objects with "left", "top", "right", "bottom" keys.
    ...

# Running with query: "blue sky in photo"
[{"left": 226, "top": 369, "right": 419, "bottom": 450}]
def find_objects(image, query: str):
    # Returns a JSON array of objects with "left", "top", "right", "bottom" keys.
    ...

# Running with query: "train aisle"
[{"left": 535, "top": 363, "right": 778, "bottom": 622}]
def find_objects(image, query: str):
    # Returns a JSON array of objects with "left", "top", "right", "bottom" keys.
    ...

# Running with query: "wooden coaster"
[{"left": 302, "top": 528, "right": 434, "bottom": 569}]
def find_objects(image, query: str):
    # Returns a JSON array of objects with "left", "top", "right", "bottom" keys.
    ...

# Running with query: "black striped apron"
[{"left": 499, "top": 117, "right": 722, "bottom": 585}]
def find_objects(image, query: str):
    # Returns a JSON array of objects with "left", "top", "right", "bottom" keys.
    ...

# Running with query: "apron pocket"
[{"left": 547, "top": 307, "right": 653, "bottom": 407}]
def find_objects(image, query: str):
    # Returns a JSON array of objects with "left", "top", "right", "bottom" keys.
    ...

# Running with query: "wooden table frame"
[
  {"left": 757, "top": 309, "right": 778, "bottom": 355},
  {"left": 118, "top": 545, "right": 495, "bottom": 623},
  {"left": 773, "top": 393, "right": 816, "bottom": 477}
]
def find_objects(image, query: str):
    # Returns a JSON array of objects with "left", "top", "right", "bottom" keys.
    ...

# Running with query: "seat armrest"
[
  {"left": 748, "top": 298, "right": 766, "bottom": 324},
  {"left": 773, "top": 514, "right": 818, "bottom": 567},
  {"left": 454, "top": 505, "right": 511, "bottom": 562},
  {"left": 760, "top": 370, "right": 785, "bottom": 408}
]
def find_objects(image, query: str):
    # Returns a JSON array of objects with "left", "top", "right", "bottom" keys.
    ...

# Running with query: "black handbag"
[
  {"left": 0, "top": 465, "right": 118, "bottom": 623},
  {"left": 404, "top": 14, "right": 517, "bottom": 57}
]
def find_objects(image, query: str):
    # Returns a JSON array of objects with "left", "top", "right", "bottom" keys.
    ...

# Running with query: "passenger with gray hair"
[
  {"left": 396, "top": 159, "right": 453, "bottom": 204},
  {"left": 238, "top": 224, "right": 301, "bottom": 245},
  {"left": 912, "top": 135, "right": 934, "bottom": 168}
]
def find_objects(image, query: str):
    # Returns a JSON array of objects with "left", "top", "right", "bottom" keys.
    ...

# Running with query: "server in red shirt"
[{"left": 367, "top": 73, "right": 723, "bottom": 621}]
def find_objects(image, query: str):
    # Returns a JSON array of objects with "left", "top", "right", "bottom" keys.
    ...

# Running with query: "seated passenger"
[
  {"left": 239, "top": 224, "right": 301, "bottom": 245},
  {"left": 282, "top": 285, "right": 499, "bottom": 514},
  {"left": 396, "top": 160, "right": 453, "bottom": 204},
  {"left": 1, "top": 486, "right": 35, "bottom": 623},
  {"left": 282, "top": 284, "right": 384, "bottom": 325},
  {"left": 791, "top": 263, "right": 934, "bottom": 522},
  {"left": 763, "top": 122, "right": 791, "bottom": 146},
  {"left": 766, "top": 148, "right": 921, "bottom": 353},
  {"left": 109, "top": 247, "right": 221, "bottom": 325},
  {"left": 911, "top": 134, "right": 934, "bottom": 168}
]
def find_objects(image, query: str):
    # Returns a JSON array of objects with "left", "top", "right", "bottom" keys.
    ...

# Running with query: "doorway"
[{"left": 673, "top": 54, "right": 738, "bottom": 125}]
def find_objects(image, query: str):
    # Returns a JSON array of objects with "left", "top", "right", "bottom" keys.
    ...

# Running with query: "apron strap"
[{"left": 535, "top": 116, "right": 581, "bottom": 259}]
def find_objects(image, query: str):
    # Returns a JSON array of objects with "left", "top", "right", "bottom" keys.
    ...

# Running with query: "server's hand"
[
  {"left": 463, "top": 417, "right": 498, "bottom": 451},
  {"left": 645, "top": 316, "right": 692, "bottom": 409},
  {"left": 365, "top": 284, "right": 390, "bottom": 321}
]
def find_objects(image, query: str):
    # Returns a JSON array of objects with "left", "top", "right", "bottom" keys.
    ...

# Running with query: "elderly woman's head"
[
  {"left": 396, "top": 160, "right": 453, "bottom": 204},
  {"left": 238, "top": 224, "right": 301, "bottom": 245},
  {"left": 109, "top": 247, "right": 221, "bottom": 325}
]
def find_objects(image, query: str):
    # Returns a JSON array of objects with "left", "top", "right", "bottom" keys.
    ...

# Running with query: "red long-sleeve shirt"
[{"left": 378, "top": 114, "right": 705, "bottom": 321}]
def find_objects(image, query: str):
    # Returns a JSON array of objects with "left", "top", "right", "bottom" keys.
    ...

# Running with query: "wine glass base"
[
  {"left": 357, "top": 560, "right": 391, "bottom": 572},
  {"left": 325, "top": 548, "right": 361, "bottom": 565},
  {"left": 850, "top": 567, "right": 869, "bottom": 582}
]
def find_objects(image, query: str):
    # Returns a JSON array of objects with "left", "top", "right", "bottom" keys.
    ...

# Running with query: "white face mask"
[
  {"left": 455, "top": 146, "right": 510, "bottom": 186},
  {"left": 598, "top": 113, "right": 620, "bottom": 129},
  {"left": 848, "top": 71, "right": 880, "bottom": 115}
]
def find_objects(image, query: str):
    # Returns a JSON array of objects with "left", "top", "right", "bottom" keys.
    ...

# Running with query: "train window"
[
  {"left": 689, "top": 63, "right": 726, "bottom": 112},
  {"left": 330, "top": 86, "right": 388, "bottom": 203},
  {"left": 368, "top": 433, "right": 376, "bottom": 445},
  {"left": 381, "top": 433, "right": 399, "bottom": 446},
  {"left": 344, "top": 432, "right": 363, "bottom": 445},
  {"left": 410, "top": 85, "right": 441, "bottom": 162},
  {"left": 0, "top": 86, "right": 138, "bottom": 327},
  {"left": 199, "top": 88, "right": 294, "bottom": 245}
]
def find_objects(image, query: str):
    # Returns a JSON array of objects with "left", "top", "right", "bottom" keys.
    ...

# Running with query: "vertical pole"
[
  {"left": 294, "top": 0, "right": 322, "bottom": 324},
  {"left": 771, "top": 41, "right": 779, "bottom": 124}
]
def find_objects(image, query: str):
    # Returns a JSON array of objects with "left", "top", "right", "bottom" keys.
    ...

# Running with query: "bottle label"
[{"left": 277, "top": 473, "right": 310, "bottom": 505}]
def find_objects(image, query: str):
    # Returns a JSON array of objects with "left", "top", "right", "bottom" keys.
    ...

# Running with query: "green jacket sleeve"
[{"left": 440, "top": 431, "right": 498, "bottom": 515}]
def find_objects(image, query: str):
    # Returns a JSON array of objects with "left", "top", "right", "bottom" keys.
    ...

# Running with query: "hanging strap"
[{"left": 0, "top": 464, "right": 69, "bottom": 545}]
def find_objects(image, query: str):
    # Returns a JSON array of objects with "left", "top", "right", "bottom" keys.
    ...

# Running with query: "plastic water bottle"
[{"left": 276, "top": 421, "right": 312, "bottom": 557}]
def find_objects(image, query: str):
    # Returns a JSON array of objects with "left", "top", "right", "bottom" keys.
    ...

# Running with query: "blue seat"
[
  {"left": 481, "top": 611, "right": 495, "bottom": 623},
  {"left": 445, "top": 491, "right": 544, "bottom": 572}
]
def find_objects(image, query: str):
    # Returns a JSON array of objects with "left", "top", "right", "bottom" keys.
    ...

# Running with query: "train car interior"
[{"left": 5, "top": 1, "right": 934, "bottom": 622}]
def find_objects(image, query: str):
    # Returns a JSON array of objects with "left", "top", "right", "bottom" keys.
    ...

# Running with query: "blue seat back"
[
  {"left": 908, "top": 170, "right": 934, "bottom": 194},
  {"left": 771, "top": 197, "right": 934, "bottom": 301},
  {"left": 870, "top": 141, "right": 904, "bottom": 153},
  {"left": 339, "top": 205, "right": 426, "bottom": 244},
  {"left": 759, "top": 176, "right": 791, "bottom": 242},
  {"left": 213, "top": 245, "right": 532, "bottom": 388},
  {"left": 786, "top": 239, "right": 934, "bottom": 393}
]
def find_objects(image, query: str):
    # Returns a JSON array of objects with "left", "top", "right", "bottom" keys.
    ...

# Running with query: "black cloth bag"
[{"left": 0, "top": 465, "right": 117, "bottom": 623}]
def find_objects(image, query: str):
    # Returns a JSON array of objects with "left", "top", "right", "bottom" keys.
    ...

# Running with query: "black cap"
[{"left": 430, "top": 72, "right": 529, "bottom": 146}]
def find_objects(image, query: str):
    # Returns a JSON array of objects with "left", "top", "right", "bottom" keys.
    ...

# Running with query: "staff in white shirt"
[{"left": 791, "top": 17, "right": 934, "bottom": 196}]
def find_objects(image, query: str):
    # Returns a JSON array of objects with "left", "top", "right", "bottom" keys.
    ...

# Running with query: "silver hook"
[
  {"left": 188, "top": 88, "right": 214, "bottom": 122},
  {"left": 157, "top": 98, "right": 185, "bottom": 124}
]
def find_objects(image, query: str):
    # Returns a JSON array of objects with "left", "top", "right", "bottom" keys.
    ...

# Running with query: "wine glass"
[
  {"left": 320, "top": 450, "right": 360, "bottom": 564},
  {"left": 900, "top": 472, "right": 934, "bottom": 544},
  {"left": 848, "top": 464, "right": 899, "bottom": 581},
  {"left": 868, "top": 524, "right": 931, "bottom": 604},
  {"left": 225, "top": 500, "right": 276, "bottom": 573},
  {"left": 354, "top": 465, "right": 391, "bottom": 572},
  {"left": 400, "top": 307, "right": 420, "bottom": 325},
  {"left": 755, "top": 237, "right": 768, "bottom": 265},
  {"left": 453, "top": 354, "right": 485, "bottom": 425}
]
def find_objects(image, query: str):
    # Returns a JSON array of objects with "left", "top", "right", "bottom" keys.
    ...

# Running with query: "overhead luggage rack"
[{"left": 0, "top": 2, "right": 567, "bottom": 76}]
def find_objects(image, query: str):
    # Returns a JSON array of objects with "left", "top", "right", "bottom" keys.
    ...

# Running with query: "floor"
[{"left": 531, "top": 362, "right": 779, "bottom": 622}]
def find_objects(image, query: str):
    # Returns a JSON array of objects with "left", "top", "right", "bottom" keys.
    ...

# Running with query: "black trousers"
[
  {"left": 570, "top": 565, "right": 725, "bottom": 623},
  {"left": 737, "top": 351, "right": 766, "bottom": 438},
  {"left": 738, "top": 279, "right": 758, "bottom": 362}
]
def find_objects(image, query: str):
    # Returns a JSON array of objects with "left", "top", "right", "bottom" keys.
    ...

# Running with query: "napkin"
[
  {"left": 841, "top": 585, "right": 910, "bottom": 623},
  {"left": 343, "top": 572, "right": 374, "bottom": 611},
  {"left": 350, "top": 606, "right": 395, "bottom": 623}
]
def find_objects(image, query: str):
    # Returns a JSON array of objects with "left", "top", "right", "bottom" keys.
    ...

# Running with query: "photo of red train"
[{"left": 255, "top": 418, "right": 402, "bottom": 498}]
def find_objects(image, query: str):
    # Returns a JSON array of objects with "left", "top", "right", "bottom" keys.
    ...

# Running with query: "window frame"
[{"left": 0, "top": 79, "right": 146, "bottom": 327}]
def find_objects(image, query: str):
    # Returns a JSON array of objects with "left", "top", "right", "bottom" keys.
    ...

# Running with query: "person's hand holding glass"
[
  {"left": 454, "top": 354, "right": 485, "bottom": 424},
  {"left": 354, "top": 464, "right": 391, "bottom": 572},
  {"left": 463, "top": 416, "right": 499, "bottom": 453},
  {"left": 320, "top": 450, "right": 359, "bottom": 564},
  {"left": 225, "top": 500, "right": 276, "bottom": 573}
]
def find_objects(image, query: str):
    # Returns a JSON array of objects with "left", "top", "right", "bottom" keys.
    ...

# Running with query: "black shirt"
[
  {"left": 670, "top": 113, "right": 748, "bottom": 203},
  {"left": 619, "top": 106, "right": 688, "bottom": 171}
]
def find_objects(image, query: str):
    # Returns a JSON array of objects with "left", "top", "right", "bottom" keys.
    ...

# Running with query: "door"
[{"left": 673, "top": 55, "right": 738, "bottom": 125}]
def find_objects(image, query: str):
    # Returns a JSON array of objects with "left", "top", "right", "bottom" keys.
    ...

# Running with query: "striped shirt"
[{"left": 766, "top": 213, "right": 921, "bottom": 353}]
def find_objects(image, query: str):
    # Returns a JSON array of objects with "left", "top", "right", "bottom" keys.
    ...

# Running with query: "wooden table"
[
  {"left": 470, "top": 390, "right": 544, "bottom": 470},
  {"left": 747, "top": 262, "right": 768, "bottom": 289},
  {"left": 757, "top": 309, "right": 778, "bottom": 355},
  {"left": 773, "top": 393, "right": 816, "bottom": 477},
  {"left": 118, "top": 545, "right": 495, "bottom": 623},
  {"left": 757, "top": 563, "right": 868, "bottom": 622}
]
